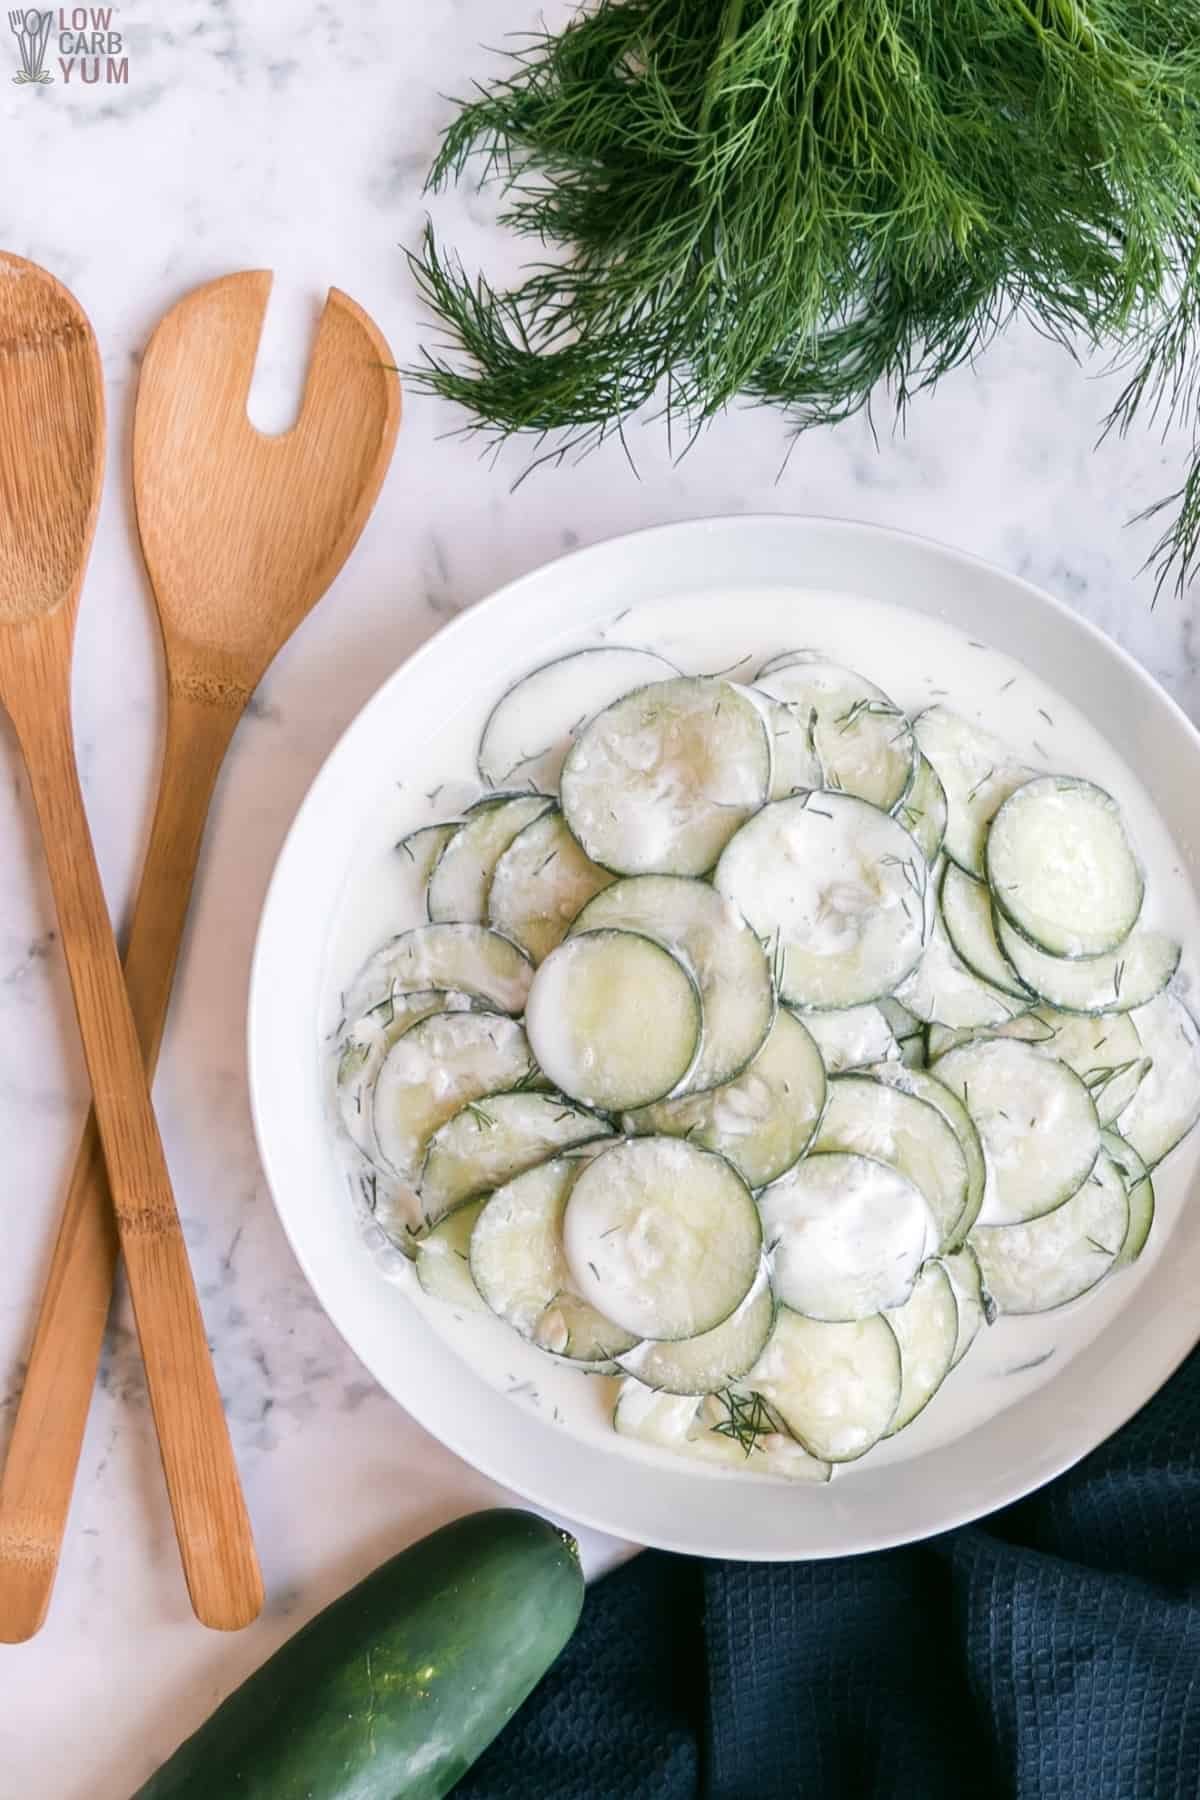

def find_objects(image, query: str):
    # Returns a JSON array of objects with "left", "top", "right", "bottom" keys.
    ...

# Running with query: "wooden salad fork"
[
  {"left": 0, "top": 255, "right": 263, "bottom": 1635},
  {"left": 0, "top": 269, "right": 400, "bottom": 1640}
]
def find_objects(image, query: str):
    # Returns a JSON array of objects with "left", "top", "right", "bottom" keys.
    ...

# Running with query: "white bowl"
[{"left": 249, "top": 515, "right": 1200, "bottom": 1559}]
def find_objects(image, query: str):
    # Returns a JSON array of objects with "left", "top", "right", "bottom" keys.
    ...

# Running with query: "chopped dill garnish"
[{"left": 709, "top": 1388, "right": 783, "bottom": 1458}]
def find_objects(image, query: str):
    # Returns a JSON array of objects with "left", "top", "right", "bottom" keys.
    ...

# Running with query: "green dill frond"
[{"left": 407, "top": 0, "right": 1200, "bottom": 594}]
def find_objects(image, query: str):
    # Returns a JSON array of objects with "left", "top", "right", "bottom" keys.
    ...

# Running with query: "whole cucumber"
[{"left": 132, "top": 1509, "right": 584, "bottom": 1799}]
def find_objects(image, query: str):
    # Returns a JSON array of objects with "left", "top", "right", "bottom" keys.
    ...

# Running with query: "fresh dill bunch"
[{"left": 406, "top": 0, "right": 1200, "bottom": 595}]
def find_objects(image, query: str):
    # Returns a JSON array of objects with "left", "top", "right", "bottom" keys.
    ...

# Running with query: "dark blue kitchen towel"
[{"left": 457, "top": 1342, "right": 1200, "bottom": 1799}]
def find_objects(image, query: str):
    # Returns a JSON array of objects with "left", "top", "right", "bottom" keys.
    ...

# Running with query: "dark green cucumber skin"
[{"left": 132, "top": 1510, "right": 583, "bottom": 1800}]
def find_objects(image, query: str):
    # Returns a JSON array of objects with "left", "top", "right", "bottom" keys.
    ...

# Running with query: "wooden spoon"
[
  {"left": 0, "top": 256, "right": 264, "bottom": 1634},
  {"left": 0, "top": 269, "right": 400, "bottom": 1640}
]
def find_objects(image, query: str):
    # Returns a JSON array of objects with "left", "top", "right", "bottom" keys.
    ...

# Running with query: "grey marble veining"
[{"left": 3, "top": 3, "right": 1200, "bottom": 1794}]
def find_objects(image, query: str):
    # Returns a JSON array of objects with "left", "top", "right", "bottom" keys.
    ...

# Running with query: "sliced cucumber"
[
  {"left": 395, "top": 822, "right": 460, "bottom": 914},
  {"left": 624, "top": 1007, "right": 825, "bottom": 1189},
  {"left": 477, "top": 645, "right": 676, "bottom": 792},
  {"left": 999, "top": 1008, "right": 1146, "bottom": 1127},
  {"left": 560, "top": 676, "right": 770, "bottom": 877},
  {"left": 868, "top": 1061, "right": 986, "bottom": 1248},
  {"left": 748, "top": 1309, "right": 902, "bottom": 1463},
  {"left": 420, "top": 1093, "right": 612, "bottom": 1220},
  {"left": 372, "top": 1011, "right": 534, "bottom": 1184},
  {"left": 562, "top": 1137, "right": 761, "bottom": 1340},
  {"left": 969, "top": 1150, "right": 1129, "bottom": 1314},
  {"left": 572, "top": 875, "right": 774, "bottom": 1091},
  {"left": 895, "top": 897, "right": 1026, "bottom": 1029},
  {"left": 347, "top": 923, "right": 533, "bottom": 1018},
  {"left": 612, "top": 1381, "right": 831, "bottom": 1482},
  {"left": 1118, "top": 992, "right": 1200, "bottom": 1168},
  {"left": 525, "top": 928, "right": 702, "bottom": 1110},
  {"left": 912, "top": 705, "right": 1034, "bottom": 877},
  {"left": 1102, "top": 1130, "right": 1155, "bottom": 1266},
  {"left": 800, "top": 1003, "right": 899, "bottom": 1073},
  {"left": 336, "top": 988, "right": 470, "bottom": 1162},
  {"left": 939, "top": 863, "right": 1030, "bottom": 1000},
  {"left": 811, "top": 1073, "right": 969, "bottom": 1249},
  {"left": 470, "top": 1156, "right": 638, "bottom": 1361},
  {"left": 487, "top": 807, "right": 614, "bottom": 962},
  {"left": 986, "top": 776, "right": 1144, "bottom": 958},
  {"left": 617, "top": 1264, "right": 775, "bottom": 1395},
  {"left": 885, "top": 1262, "right": 959, "bottom": 1435},
  {"left": 893, "top": 754, "right": 948, "bottom": 864},
  {"left": 415, "top": 1200, "right": 488, "bottom": 1311},
  {"left": 760, "top": 1152, "right": 933, "bottom": 1320},
  {"left": 754, "top": 657, "right": 915, "bottom": 810},
  {"left": 748, "top": 690, "right": 824, "bottom": 798},
  {"left": 715, "top": 792, "right": 926, "bottom": 1008},
  {"left": 994, "top": 915, "right": 1180, "bottom": 1016},
  {"left": 934, "top": 1038, "right": 1100, "bottom": 1225},
  {"left": 878, "top": 997, "right": 927, "bottom": 1068},
  {"left": 940, "top": 1245, "right": 990, "bottom": 1366},
  {"left": 426, "top": 794, "right": 553, "bottom": 924}
]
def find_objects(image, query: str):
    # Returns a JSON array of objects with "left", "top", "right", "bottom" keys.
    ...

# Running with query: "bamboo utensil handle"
[{"left": 1, "top": 673, "right": 261, "bottom": 1635}]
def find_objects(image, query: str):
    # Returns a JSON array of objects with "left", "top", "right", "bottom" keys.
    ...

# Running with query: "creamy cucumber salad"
[{"left": 328, "top": 635, "right": 1200, "bottom": 1483}]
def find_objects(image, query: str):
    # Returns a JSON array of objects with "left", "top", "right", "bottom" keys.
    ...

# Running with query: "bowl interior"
[{"left": 249, "top": 515, "right": 1200, "bottom": 1558}]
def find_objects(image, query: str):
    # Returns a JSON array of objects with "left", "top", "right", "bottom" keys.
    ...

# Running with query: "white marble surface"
[{"left": 2, "top": 3, "right": 1199, "bottom": 1794}]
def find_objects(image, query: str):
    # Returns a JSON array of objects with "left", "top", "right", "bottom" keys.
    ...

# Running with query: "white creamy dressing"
[{"left": 320, "top": 585, "right": 1200, "bottom": 1481}]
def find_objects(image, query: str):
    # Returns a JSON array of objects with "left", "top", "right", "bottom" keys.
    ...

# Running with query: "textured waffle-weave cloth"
[{"left": 457, "top": 1342, "right": 1200, "bottom": 1799}]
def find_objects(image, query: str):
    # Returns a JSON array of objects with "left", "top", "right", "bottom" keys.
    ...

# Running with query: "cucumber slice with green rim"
[
  {"left": 571, "top": 875, "right": 774, "bottom": 1092},
  {"left": 934, "top": 1038, "right": 1101, "bottom": 1225},
  {"left": 893, "top": 754, "right": 948, "bottom": 864},
  {"left": 940, "top": 1245, "right": 990, "bottom": 1366},
  {"left": 986, "top": 776, "right": 1144, "bottom": 958},
  {"left": 867, "top": 1062, "right": 986, "bottom": 1248},
  {"left": 616, "top": 1264, "right": 775, "bottom": 1394},
  {"left": 562, "top": 1137, "right": 761, "bottom": 1340},
  {"left": 487, "top": 807, "right": 615, "bottom": 962},
  {"left": 624, "top": 1007, "right": 825, "bottom": 1189},
  {"left": 811, "top": 1073, "right": 969, "bottom": 1250},
  {"left": 994, "top": 914, "right": 1180, "bottom": 1016},
  {"left": 748, "top": 1309, "right": 902, "bottom": 1462},
  {"left": 878, "top": 997, "right": 926, "bottom": 1068},
  {"left": 560, "top": 676, "right": 770, "bottom": 877},
  {"left": 395, "top": 821, "right": 460, "bottom": 910},
  {"left": 415, "top": 1199, "right": 488, "bottom": 1311},
  {"left": 929, "top": 1010, "right": 1149, "bottom": 1128},
  {"left": 754, "top": 657, "right": 915, "bottom": 810},
  {"left": 470, "top": 1155, "right": 637, "bottom": 1361},
  {"left": 427, "top": 794, "right": 554, "bottom": 924},
  {"left": 939, "top": 863, "right": 1030, "bottom": 1000},
  {"left": 969, "top": 1150, "right": 1129, "bottom": 1314},
  {"left": 800, "top": 1003, "right": 900, "bottom": 1073},
  {"left": 525, "top": 928, "right": 702, "bottom": 1110},
  {"left": 1118, "top": 992, "right": 1200, "bottom": 1168},
  {"left": 1102, "top": 1130, "right": 1156, "bottom": 1265},
  {"left": 885, "top": 1262, "right": 959, "bottom": 1435},
  {"left": 477, "top": 645, "right": 676, "bottom": 792},
  {"left": 896, "top": 897, "right": 1026, "bottom": 1029},
  {"left": 612, "top": 1381, "right": 831, "bottom": 1482},
  {"left": 912, "top": 705, "right": 1034, "bottom": 877},
  {"left": 420, "top": 1093, "right": 612, "bottom": 1219},
  {"left": 372, "top": 1011, "right": 534, "bottom": 1184},
  {"left": 347, "top": 923, "right": 533, "bottom": 1018},
  {"left": 336, "top": 988, "right": 472, "bottom": 1162},
  {"left": 760, "top": 1152, "right": 934, "bottom": 1320},
  {"left": 749, "top": 690, "right": 824, "bottom": 798},
  {"left": 715, "top": 792, "right": 927, "bottom": 1008},
  {"left": 1001, "top": 1008, "right": 1146, "bottom": 1127}
]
